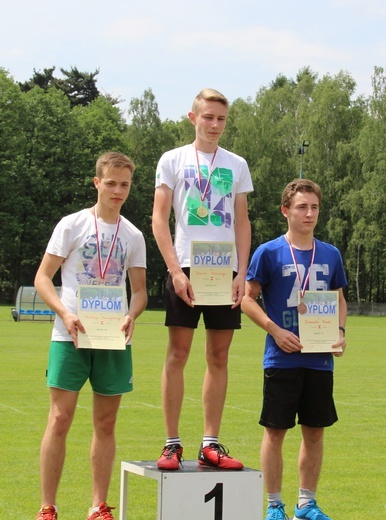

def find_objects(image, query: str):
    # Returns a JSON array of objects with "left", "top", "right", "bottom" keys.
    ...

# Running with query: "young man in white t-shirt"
[
  {"left": 34, "top": 152, "right": 147, "bottom": 520},
  {"left": 152, "top": 88, "right": 253, "bottom": 470}
]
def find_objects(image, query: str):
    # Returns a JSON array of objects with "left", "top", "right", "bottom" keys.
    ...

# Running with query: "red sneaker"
[
  {"left": 36, "top": 505, "right": 57, "bottom": 520},
  {"left": 157, "top": 443, "right": 183, "bottom": 470},
  {"left": 87, "top": 502, "right": 115, "bottom": 520},
  {"left": 198, "top": 443, "right": 244, "bottom": 470}
]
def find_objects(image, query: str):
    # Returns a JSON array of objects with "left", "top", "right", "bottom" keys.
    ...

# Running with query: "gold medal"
[
  {"left": 297, "top": 302, "right": 307, "bottom": 314},
  {"left": 197, "top": 205, "right": 208, "bottom": 218}
]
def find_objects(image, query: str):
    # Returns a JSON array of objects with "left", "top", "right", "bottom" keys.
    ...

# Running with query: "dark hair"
[{"left": 281, "top": 179, "right": 322, "bottom": 208}]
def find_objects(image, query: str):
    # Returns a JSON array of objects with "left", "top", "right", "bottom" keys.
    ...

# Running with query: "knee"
[
  {"left": 206, "top": 347, "right": 229, "bottom": 368},
  {"left": 264, "top": 428, "right": 287, "bottom": 448},
  {"left": 166, "top": 345, "right": 190, "bottom": 368},
  {"left": 302, "top": 427, "right": 324, "bottom": 447},
  {"left": 48, "top": 409, "right": 73, "bottom": 437},
  {"left": 94, "top": 415, "right": 117, "bottom": 437}
]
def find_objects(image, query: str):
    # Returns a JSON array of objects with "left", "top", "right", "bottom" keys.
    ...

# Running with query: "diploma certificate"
[
  {"left": 190, "top": 241, "right": 234, "bottom": 305},
  {"left": 298, "top": 290, "right": 342, "bottom": 353},
  {"left": 77, "top": 285, "right": 126, "bottom": 350}
]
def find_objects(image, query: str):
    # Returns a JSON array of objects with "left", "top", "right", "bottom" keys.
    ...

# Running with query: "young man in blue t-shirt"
[{"left": 242, "top": 179, "right": 347, "bottom": 520}]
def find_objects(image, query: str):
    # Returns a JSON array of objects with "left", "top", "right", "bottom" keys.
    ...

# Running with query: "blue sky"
[{"left": 1, "top": 0, "right": 385, "bottom": 121}]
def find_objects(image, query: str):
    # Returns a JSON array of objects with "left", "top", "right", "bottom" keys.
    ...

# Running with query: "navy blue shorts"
[
  {"left": 259, "top": 367, "right": 338, "bottom": 429},
  {"left": 165, "top": 268, "right": 241, "bottom": 330}
]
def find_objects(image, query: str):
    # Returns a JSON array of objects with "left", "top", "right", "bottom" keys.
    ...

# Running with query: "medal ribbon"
[
  {"left": 287, "top": 235, "right": 316, "bottom": 299},
  {"left": 94, "top": 206, "right": 121, "bottom": 280},
  {"left": 195, "top": 145, "right": 218, "bottom": 202}
]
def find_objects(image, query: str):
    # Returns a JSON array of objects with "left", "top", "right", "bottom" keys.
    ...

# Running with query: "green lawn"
[{"left": 0, "top": 305, "right": 385, "bottom": 519}]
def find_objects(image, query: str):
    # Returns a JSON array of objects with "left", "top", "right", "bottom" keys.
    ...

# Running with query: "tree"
[
  {"left": 0, "top": 69, "right": 29, "bottom": 299},
  {"left": 57, "top": 66, "right": 100, "bottom": 107},
  {"left": 18, "top": 67, "right": 57, "bottom": 91},
  {"left": 125, "top": 88, "right": 177, "bottom": 300},
  {"left": 19, "top": 66, "right": 102, "bottom": 107}
]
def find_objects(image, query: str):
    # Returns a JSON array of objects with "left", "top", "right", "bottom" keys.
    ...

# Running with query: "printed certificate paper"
[
  {"left": 190, "top": 241, "right": 234, "bottom": 305},
  {"left": 298, "top": 290, "right": 342, "bottom": 353},
  {"left": 77, "top": 285, "right": 126, "bottom": 350}
]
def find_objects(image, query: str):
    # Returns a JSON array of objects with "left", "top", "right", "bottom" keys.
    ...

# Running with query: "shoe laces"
[
  {"left": 162, "top": 444, "right": 183, "bottom": 462},
  {"left": 91, "top": 503, "right": 115, "bottom": 520},
  {"left": 38, "top": 506, "right": 57, "bottom": 520},
  {"left": 301, "top": 499, "right": 329, "bottom": 519},
  {"left": 207, "top": 443, "right": 233, "bottom": 459},
  {"left": 268, "top": 502, "right": 289, "bottom": 520}
]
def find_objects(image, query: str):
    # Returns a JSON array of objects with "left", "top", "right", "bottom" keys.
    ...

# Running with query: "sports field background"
[{"left": 0, "top": 306, "right": 385, "bottom": 519}]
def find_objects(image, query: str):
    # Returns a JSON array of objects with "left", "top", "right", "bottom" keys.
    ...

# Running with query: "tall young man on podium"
[{"left": 152, "top": 88, "right": 253, "bottom": 470}]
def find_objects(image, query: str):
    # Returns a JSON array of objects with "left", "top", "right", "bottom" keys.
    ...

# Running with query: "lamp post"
[{"left": 297, "top": 140, "right": 310, "bottom": 178}]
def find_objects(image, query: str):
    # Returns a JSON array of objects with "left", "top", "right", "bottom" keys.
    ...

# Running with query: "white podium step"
[{"left": 120, "top": 460, "right": 263, "bottom": 520}]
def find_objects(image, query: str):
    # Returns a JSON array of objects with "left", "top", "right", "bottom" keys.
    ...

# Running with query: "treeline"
[{"left": 0, "top": 66, "right": 385, "bottom": 304}]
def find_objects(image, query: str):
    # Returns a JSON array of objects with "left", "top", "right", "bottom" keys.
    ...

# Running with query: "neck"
[
  {"left": 193, "top": 140, "right": 218, "bottom": 154},
  {"left": 93, "top": 204, "right": 120, "bottom": 224},
  {"left": 286, "top": 231, "right": 314, "bottom": 250}
]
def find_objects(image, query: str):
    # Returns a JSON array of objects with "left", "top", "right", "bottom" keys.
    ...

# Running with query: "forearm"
[
  {"left": 339, "top": 291, "right": 347, "bottom": 328},
  {"left": 153, "top": 226, "right": 182, "bottom": 276},
  {"left": 235, "top": 219, "right": 251, "bottom": 275},
  {"left": 241, "top": 295, "right": 281, "bottom": 336},
  {"left": 128, "top": 289, "right": 148, "bottom": 320}
]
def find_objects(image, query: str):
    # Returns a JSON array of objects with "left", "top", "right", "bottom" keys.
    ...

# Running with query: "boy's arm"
[
  {"left": 152, "top": 184, "right": 194, "bottom": 306},
  {"left": 241, "top": 280, "right": 302, "bottom": 353},
  {"left": 122, "top": 266, "right": 148, "bottom": 343},
  {"left": 232, "top": 192, "right": 251, "bottom": 307},
  {"left": 34, "top": 252, "right": 85, "bottom": 346},
  {"left": 332, "top": 287, "right": 347, "bottom": 356}
]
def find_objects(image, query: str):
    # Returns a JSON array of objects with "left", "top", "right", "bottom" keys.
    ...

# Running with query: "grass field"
[{"left": 0, "top": 305, "right": 385, "bottom": 519}]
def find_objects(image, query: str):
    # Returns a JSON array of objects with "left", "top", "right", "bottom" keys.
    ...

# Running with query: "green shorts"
[{"left": 47, "top": 341, "right": 133, "bottom": 395}]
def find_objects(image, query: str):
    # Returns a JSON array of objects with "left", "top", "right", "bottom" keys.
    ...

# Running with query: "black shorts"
[
  {"left": 165, "top": 268, "right": 241, "bottom": 330},
  {"left": 259, "top": 367, "right": 338, "bottom": 429}
]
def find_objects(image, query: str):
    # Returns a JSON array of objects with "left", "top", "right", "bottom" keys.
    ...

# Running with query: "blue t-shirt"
[{"left": 246, "top": 235, "right": 347, "bottom": 371}]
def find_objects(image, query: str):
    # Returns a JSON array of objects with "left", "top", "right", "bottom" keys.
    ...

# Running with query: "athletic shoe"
[
  {"left": 157, "top": 443, "right": 183, "bottom": 470},
  {"left": 198, "top": 442, "right": 244, "bottom": 470},
  {"left": 87, "top": 502, "right": 115, "bottom": 520},
  {"left": 265, "top": 501, "right": 288, "bottom": 520},
  {"left": 294, "top": 500, "right": 331, "bottom": 519},
  {"left": 36, "top": 505, "right": 58, "bottom": 520}
]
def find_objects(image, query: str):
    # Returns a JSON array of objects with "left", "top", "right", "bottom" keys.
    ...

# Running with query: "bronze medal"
[
  {"left": 197, "top": 205, "right": 208, "bottom": 218},
  {"left": 297, "top": 302, "right": 307, "bottom": 314}
]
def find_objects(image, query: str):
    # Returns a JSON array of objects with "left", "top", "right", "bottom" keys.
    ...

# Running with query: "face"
[
  {"left": 188, "top": 100, "right": 228, "bottom": 147},
  {"left": 94, "top": 166, "right": 132, "bottom": 212},
  {"left": 281, "top": 191, "right": 320, "bottom": 235}
]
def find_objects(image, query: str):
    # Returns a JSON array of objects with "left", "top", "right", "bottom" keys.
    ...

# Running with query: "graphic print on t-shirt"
[
  {"left": 76, "top": 232, "right": 128, "bottom": 286},
  {"left": 284, "top": 263, "right": 330, "bottom": 309},
  {"left": 185, "top": 164, "right": 233, "bottom": 228}
]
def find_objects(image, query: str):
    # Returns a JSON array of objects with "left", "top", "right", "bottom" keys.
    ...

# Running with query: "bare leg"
[
  {"left": 161, "top": 326, "right": 194, "bottom": 438},
  {"left": 90, "top": 393, "right": 122, "bottom": 507},
  {"left": 202, "top": 329, "right": 233, "bottom": 436},
  {"left": 260, "top": 427, "right": 287, "bottom": 493},
  {"left": 298, "top": 425, "right": 324, "bottom": 491},
  {"left": 39, "top": 388, "right": 78, "bottom": 505}
]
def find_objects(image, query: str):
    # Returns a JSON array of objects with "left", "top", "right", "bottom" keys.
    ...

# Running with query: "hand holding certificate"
[
  {"left": 77, "top": 285, "right": 126, "bottom": 350},
  {"left": 189, "top": 241, "right": 234, "bottom": 305},
  {"left": 298, "top": 290, "right": 342, "bottom": 353}
]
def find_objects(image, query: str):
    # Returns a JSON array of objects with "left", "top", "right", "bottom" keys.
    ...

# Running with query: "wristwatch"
[{"left": 339, "top": 326, "right": 346, "bottom": 336}]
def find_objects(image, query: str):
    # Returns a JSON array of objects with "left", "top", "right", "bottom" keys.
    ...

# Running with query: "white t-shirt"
[
  {"left": 155, "top": 144, "right": 253, "bottom": 270},
  {"left": 46, "top": 208, "right": 146, "bottom": 341}
]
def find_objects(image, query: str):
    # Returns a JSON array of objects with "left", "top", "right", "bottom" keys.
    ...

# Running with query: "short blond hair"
[
  {"left": 192, "top": 88, "right": 229, "bottom": 115},
  {"left": 95, "top": 151, "right": 135, "bottom": 179}
]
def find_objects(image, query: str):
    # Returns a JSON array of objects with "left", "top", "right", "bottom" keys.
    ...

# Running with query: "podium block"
[{"left": 120, "top": 460, "right": 263, "bottom": 520}]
